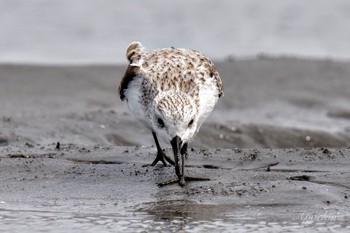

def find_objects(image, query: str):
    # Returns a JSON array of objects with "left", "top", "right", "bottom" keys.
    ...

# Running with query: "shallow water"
[
  {"left": 1, "top": 198, "right": 350, "bottom": 233},
  {"left": 1, "top": 207, "right": 349, "bottom": 233}
]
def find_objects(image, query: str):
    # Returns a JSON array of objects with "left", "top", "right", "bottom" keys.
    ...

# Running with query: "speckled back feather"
[{"left": 119, "top": 42, "right": 223, "bottom": 104}]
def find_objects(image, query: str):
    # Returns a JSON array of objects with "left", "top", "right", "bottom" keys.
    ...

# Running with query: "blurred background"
[
  {"left": 1, "top": 0, "right": 350, "bottom": 148},
  {"left": 0, "top": 0, "right": 349, "bottom": 64}
]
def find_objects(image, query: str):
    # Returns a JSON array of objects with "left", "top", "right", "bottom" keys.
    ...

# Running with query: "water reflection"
[
  {"left": 134, "top": 199, "right": 350, "bottom": 232},
  {"left": 135, "top": 199, "right": 229, "bottom": 221}
]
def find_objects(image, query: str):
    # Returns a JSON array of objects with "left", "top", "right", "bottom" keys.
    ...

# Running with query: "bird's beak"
[{"left": 170, "top": 135, "right": 185, "bottom": 185}]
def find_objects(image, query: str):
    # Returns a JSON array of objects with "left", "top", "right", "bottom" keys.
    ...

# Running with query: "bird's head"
[{"left": 151, "top": 91, "right": 198, "bottom": 145}]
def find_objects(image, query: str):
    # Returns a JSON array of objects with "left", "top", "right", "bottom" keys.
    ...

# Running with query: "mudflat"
[{"left": 1, "top": 58, "right": 350, "bottom": 232}]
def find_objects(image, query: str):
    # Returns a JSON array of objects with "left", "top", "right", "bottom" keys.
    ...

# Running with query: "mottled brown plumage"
[{"left": 119, "top": 42, "right": 223, "bottom": 103}]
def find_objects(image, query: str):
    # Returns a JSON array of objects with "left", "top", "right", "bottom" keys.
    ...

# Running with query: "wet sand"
[
  {"left": 1, "top": 144, "right": 350, "bottom": 232},
  {"left": 1, "top": 58, "right": 350, "bottom": 232}
]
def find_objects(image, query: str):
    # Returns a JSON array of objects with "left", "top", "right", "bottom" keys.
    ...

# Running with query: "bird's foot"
[
  {"left": 157, "top": 176, "right": 210, "bottom": 187},
  {"left": 142, "top": 150, "right": 175, "bottom": 167}
]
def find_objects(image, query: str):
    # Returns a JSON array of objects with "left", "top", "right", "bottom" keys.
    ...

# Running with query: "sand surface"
[{"left": 1, "top": 58, "right": 350, "bottom": 232}]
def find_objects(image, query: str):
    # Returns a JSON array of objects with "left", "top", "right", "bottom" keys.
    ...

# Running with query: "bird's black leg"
[
  {"left": 179, "top": 142, "right": 210, "bottom": 185},
  {"left": 178, "top": 142, "right": 187, "bottom": 186},
  {"left": 180, "top": 142, "right": 188, "bottom": 157},
  {"left": 157, "top": 141, "right": 210, "bottom": 187},
  {"left": 148, "top": 132, "right": 175, "bottom": 167},
  {"left": 179, "top": 150, "right": 186, "bottom": 186}
]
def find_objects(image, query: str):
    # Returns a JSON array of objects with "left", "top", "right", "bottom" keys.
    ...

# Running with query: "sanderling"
[{"left": 119, "top": 42, "right": 223, "bottom": 186}]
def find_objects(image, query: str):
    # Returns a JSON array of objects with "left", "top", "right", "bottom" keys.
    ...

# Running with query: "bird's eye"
[
  {"left": 188, "top": 119, "right": 194, "bottom": 127},
  {"left": 157, "top": 117, "right": 165, "bottom": 128}
]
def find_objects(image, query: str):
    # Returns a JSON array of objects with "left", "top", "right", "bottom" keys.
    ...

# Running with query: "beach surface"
[{"left": 1, "top": 57, "right": 350, "bottom": 232}]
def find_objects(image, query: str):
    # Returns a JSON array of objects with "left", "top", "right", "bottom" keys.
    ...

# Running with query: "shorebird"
[{"left": 119, "top": 42, "right": 223, "bottom": 186}]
